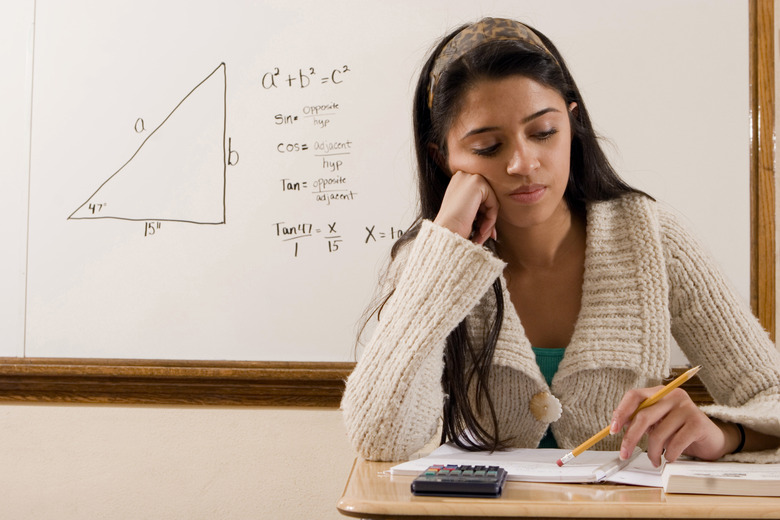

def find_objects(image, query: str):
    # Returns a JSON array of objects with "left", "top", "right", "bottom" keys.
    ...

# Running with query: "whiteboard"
[
  {"left": 11, "top": 0, "right": 748, "bottom": 362},
  {"left": 0, "top": 0, "right": 35, "bottom": 357}
]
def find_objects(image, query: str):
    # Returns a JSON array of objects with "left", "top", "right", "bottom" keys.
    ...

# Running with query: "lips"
[{"left": 508, "top": 185, "right": 547, "bottom": 204}]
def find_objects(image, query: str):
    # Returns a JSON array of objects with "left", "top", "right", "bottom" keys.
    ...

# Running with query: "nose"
[{"left": 506, "top": 141, "right": 539, "bottom": 175}]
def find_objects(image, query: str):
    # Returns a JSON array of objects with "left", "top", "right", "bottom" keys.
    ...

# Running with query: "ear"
[
  {"left": 568, "top": 101, "right": 579, "bottom": 118},
  {"left": 427, "top": 143, "right": 450, "bottom": 174}
]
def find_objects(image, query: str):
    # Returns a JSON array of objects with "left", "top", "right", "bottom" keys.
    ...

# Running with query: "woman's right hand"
[{"left": 433, "top": 171, "right": 499, "bottom": 245}]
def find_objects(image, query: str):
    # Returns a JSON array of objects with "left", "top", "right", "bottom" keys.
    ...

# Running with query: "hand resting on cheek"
[{"left": 433, "top": 171, "right": 499, "bottom": 245}]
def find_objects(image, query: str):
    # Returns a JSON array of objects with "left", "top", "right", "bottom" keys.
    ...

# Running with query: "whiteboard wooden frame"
[{"left": 0, "top": 0, "right": 773, "bottom": 407}]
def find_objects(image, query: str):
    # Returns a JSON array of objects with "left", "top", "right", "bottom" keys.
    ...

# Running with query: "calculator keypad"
[{"left": 411, "top": 464, "right": 508, "bottom": 497}]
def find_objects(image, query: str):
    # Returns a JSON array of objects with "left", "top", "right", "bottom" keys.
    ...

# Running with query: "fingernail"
[
  {"left": 610, "top": 420, "right": 619, "bottom": 434},
  {"left": 619, "top": 448, "right": 628, "bottom": 460}
]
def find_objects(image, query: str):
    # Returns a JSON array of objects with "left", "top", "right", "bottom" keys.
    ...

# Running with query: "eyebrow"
[{"left": 460, "top": 107, "right": 561, "bottom": 140}]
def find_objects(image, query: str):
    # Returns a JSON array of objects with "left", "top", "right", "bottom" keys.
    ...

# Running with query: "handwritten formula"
[
  {"left": 273, "top": 221, "right": 406, "bottom": 257},
  {"left": 262, "top": 61, "right": 387, "bottom": 257}
]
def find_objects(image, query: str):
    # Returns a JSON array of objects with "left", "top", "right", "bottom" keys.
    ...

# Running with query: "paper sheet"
[{"left": 390, "top": 443, "right": 663, "bottom": 486}]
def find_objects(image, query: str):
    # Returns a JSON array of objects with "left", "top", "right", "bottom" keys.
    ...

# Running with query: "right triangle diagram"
[{"left": 69, "top": 62, "right": 227, "bottom": 224}]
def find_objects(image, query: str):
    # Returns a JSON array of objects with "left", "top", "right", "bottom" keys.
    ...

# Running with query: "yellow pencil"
[{"left": 556, "top": 365, "right": 702, "bottom": 467}]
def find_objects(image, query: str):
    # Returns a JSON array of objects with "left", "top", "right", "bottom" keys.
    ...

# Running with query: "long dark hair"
[{"left": 371, "top": 20, "right": 648, "bottom": 452}]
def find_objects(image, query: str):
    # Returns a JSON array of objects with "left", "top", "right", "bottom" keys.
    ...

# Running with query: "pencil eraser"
[{"left": 555, "top": 459, "right": 563, "bottom": 467}]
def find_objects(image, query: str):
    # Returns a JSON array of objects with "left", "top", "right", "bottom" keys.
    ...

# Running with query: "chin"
[{"left": 498, "top": 206, "right": 558, "bottom": 231}]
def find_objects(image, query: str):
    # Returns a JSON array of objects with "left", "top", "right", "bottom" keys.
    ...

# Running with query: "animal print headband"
[{"left": 428, "top": 18, "right": 558, "bottom": 108}]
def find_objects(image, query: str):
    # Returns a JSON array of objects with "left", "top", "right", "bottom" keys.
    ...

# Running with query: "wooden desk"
[{"left": 337, "top": 458, "right": 780, "bottom": 519}]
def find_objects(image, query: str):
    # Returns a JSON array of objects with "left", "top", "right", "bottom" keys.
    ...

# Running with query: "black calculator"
[{"left": 410, "top": 464, "right": 508, "bottom": 498}]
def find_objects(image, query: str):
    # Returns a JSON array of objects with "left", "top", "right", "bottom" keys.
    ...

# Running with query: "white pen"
[{"left": 593, "top": 447, "right": 642, "bottom": 482}]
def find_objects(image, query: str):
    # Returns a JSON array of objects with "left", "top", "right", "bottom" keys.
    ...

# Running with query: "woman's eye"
[
  {"left": 534, "top": 128, "right": 558, "bottom": 141},
  {"left": 473, "top": 144, "right": 501, "bottom": 157}
]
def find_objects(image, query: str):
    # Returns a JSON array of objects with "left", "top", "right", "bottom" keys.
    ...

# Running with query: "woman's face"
[{"left": 444, "top": 75, "right": 575, "bottom": 231}]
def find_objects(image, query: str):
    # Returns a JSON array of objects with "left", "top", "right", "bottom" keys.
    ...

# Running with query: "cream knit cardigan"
[{"left": 342, "top": 195, "right": 780, "bottom": 462}]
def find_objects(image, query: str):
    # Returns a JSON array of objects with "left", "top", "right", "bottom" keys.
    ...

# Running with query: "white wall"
[{"left": 0, "top": 404, "right": 354, "bottom": 520}]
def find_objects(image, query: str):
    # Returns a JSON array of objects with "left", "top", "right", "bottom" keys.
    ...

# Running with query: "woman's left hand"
[{"left": 611, "top": 387, "right": 740, "bottom": 467}]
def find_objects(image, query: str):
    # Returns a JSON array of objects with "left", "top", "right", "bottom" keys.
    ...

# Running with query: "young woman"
[{"left": 341, "top": 17, "right": 780, "bottom": 464}]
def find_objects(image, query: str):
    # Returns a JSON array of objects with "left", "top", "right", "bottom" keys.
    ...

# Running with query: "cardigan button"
[{"left": 530, "top": 392, "right": 562, "bottom": 423}]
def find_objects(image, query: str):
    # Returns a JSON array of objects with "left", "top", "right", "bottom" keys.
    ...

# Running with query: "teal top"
[{"left": 531, "top": 347, "right": 565, "bottom": 449}]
